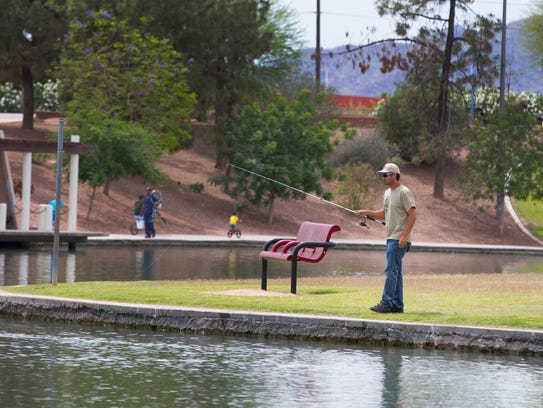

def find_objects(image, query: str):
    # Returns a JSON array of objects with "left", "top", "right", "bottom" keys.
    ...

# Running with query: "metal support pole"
[
  {"left": 52, "top": 119, "right": 64, "bottom": 285},
  {"left": 68, "top": 135, "right": 80, "bottom": 231},
  {"left": 21, "top": 152, "right": 32, "bottom": 230}
]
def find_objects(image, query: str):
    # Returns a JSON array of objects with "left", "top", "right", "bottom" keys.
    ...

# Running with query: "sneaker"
[
  {"left": 145, "top": 235, "right": 151, "bottom": 238},
  {"left": 369, "top": 302, "right": 394, "bottom": 313}
]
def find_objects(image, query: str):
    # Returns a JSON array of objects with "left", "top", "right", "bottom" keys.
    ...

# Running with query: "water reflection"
[
  {"left": 0, "top": 245, "right": 543, "bottom": 285},
  {"left": 1, "top": 316, "right": 542, "bottom": 407}
]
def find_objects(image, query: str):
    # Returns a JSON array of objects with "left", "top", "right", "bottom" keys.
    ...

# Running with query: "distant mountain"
[{"left": 301, "top": 20, "right": 543, "bottom": 97}]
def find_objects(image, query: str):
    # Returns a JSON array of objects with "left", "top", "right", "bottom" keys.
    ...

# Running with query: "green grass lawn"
[
  {"left": 514, "top": 198, "right": 543, "bottom": 237},
  {"left": 4, "top": 273, "right": 543, "bottom": 330}
]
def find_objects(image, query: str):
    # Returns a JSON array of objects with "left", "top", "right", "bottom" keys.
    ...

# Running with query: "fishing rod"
[{"left": 228, "top": 163, "right": 385, "bottom": 227}]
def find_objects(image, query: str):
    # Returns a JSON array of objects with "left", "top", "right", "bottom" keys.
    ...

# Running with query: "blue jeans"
[
  {"left": 382, "top": 239, "right": 411, "bottom": 310},
  {"left": 144, "top": 212, "right": 155, "bottom": 237}
]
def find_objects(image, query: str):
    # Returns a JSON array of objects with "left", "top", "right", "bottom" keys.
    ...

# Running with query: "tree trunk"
[
  {"left": 103, "top": 179, "right": 111, "bottom": 196},
  {"left": 433, "top": 154, "right": 446, "bottom": 199},
  {"left": 86, "top": 187, "right": 97, "bottom": 220},
  {"left": 267, "top": 198, "right": 274, "bottom": 225},
  {"left": 21, "top": 65, "right": 34, "bottom": 130},
  {"left": 433, "top": 0, "right": 456, "bottom": 199}
]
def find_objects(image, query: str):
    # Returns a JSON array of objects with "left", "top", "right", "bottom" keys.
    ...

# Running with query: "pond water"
[
  {"left": 0, "top": 245, "right": 542, "bottom": 286},
  {"left": 1, "top": 315, "right": 543, "bottom": 407},
  {"left": 2, "top": 245, "right": 543, "bottom": 406}
]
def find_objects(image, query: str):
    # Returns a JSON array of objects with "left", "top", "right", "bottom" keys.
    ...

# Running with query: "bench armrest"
[
  {"left": 262, "top": 237, "right": 294, "bottom": 251},
  {"left": 278, "top": 240, "right": 301, "bottom": 253},
  {"left": 292, "top": 241, "right": 336, "bottom": 256}
]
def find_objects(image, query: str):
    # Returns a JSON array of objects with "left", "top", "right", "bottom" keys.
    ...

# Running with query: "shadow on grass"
[{"left": 306, "top": 289, "right": 341, "bottom": 295}]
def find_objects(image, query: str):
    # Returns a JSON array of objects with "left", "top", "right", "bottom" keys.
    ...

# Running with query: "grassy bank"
[
  {"left": 515, "top": 198, "right": 543, "bottom": 237},
  {"left": 4, "top": 273, "right": 543, "bottom": 330}
]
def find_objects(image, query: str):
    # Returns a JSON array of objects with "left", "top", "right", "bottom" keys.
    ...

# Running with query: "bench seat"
[{"left": 260, "top": 222, "right": 341, "bottom": 294}]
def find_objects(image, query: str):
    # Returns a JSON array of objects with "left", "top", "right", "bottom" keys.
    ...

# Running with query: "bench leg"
[
  {"left": 290, "top": 258, "right": 298, "bottom": 294},
  {"left": 261, "top": 258, "right": 268, "bottom": 291}
]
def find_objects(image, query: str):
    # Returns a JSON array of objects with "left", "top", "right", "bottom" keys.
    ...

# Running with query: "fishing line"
[{"left": 227, "top": 163, "right": 385, "bottom": 227}]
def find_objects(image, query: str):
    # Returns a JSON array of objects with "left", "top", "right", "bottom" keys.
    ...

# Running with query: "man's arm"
[
  {"left": 399, "top": 207, "right": 416, "bottom": 248},
  {"left": 354, "top": 209, "right": 385, "bottom": 220}
]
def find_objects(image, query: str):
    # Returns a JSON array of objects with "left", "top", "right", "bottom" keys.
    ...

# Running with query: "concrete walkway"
[{"left": 0, "top": 113, "right": 22, "bottom": 123}]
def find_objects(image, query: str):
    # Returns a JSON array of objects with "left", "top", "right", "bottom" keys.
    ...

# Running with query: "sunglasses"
[{"left": 381, "top": 172, "right": 394, "bottom": 178}]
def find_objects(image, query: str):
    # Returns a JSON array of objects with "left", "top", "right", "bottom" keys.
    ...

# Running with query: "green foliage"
[
  {"left": 55, "top": 11, "right": 195, "bottom": 150},
  {"left": 376, "top": 82, "right": 471, "bottom": 163},
  {"left": 335, "top": 162, "right": 381, "bottom": 210},
  {"left": 213, "top": 90, "right": 341, "bottom": 220},
  {"left": 122, "top": 0, "right": 303, "bottom": 119},
  {"left": 75, "top": 119, "right": 163, "bottom": 189},
  {"left": 461, "top": 98, "right": 543, "bottom": 207},
  {"left": 0, "top": 0, "right": 67, "bottom": 71},
  {"left": 513, "top": 198, "right": 543, "bottom": 237},
  {"left": 372, "top": 0, "right": 500, "bottom": 197},
  {"left": 328, "top": 132, "right": 393, "bottom": 170},
  {"left": 523, "top": 5, "right": 543, "bottom": 68},
  {"left": 189, "top": 183, "right": 204, "bottom": 193}
]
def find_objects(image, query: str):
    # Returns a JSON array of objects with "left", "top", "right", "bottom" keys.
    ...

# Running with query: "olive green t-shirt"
[{"left": 383, "top": 184, "right": 416, "bottom": 242}]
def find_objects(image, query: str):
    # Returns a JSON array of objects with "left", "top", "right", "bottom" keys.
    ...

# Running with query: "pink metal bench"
[{"left": 260, "top": 222, "right": 341, "bottom": 294}]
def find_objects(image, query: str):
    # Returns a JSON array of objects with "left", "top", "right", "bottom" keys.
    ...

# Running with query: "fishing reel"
[{"left": 358, "top": 215, "right": 385, "bottom": 228}]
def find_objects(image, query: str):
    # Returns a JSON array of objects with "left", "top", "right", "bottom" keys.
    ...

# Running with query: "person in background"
[
  {"left": 229, "top": 212, "right": 239, "bottom": 232},
  {"left": 49, "top": 198, "right": 63, "bottom": 228},
  {"left": 141, "top": 187, "right": 159, "bottom": 238},
  {"left": 355, "top": 163, "right": 416, "bottom": 314}
]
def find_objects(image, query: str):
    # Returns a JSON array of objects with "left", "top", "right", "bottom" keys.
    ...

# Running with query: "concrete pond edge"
[{"left": 1, "top": 291, "right": 542, "bottom": 356}]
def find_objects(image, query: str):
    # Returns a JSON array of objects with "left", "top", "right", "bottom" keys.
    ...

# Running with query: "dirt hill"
[{"left": 0, "top": 119, "right": 538, "bottom": 246}]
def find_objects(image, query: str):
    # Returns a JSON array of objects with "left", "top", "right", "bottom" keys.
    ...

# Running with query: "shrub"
[
  {"left": 0, "top": 81, "right": 61, "bottom": 113},
  {"left": 0, "top": 83, "right": 22, "bottom": 113},
  {"left": 189, "top": 182, "right": 204, "bottom": 193}
]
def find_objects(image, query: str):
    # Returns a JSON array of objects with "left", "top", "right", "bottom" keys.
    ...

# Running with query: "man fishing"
[{"left": 355, "top": 163, "right": 416, "bottom": 314}]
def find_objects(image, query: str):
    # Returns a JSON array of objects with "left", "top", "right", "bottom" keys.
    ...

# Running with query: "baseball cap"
[
  {"left": 145, "top": 186, "right": 152, "bottom": 191},
  {"left": 377, "top": 163, "right": 400, "bottom": 174}
]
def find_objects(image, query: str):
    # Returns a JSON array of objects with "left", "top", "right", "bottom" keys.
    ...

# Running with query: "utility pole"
[
  {"left": 497, "top": 0, "right": 507, "bottom": 235},
  {"left": 499, "top": 0, "right": 507, "bottom": 111},
  {"left": 315, "top": 0, "right": 321, "bottom": 92}
]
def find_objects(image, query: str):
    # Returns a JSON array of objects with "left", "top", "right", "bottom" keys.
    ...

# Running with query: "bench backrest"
[{"left": 295, "top": 222, "right": 341, "bottom": 262}]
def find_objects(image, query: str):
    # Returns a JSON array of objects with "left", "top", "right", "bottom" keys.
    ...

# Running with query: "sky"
[{"left": 277, "top": 0, "right": 536, "bottom": 48}]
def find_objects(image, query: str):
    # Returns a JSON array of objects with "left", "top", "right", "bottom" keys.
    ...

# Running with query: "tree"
[
  {"left": 461, "top": 98, "right": 543, "bottom": 233},
  {"left": 335, "top": 162, "right": 381, "bottom": 211},
  {"left": 523, "top": 3, "right": 543, "bottom": 68},
  {"left": 376, "top": 79, "right": 472, "bottom": 165},
  {"left": 74, "top": 118, "right": 163, "bottom": 217},
  {"left": 212, "top": 90, "right": 345, "bottom": 224},
  {"left": 127, "top": 0, "right": 303, "bottom": 168},
  {"left": 55, "top": 10, "right": 195, "bottom": 151},
  {"left": 335, "top": 0, "right": 500, "bottom": 198},
  {"left": 0, "top": 0, "right": 68, "bottom": 129}
]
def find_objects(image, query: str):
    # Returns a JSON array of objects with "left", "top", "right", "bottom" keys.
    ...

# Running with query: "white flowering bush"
[
  {"left": 34, "top": 80, "right": 60, "bottom": 111},
  {"left": 0, "top": 82, "right": 22, "bottom": 113},
  {"left": 0, "top": 80, "right": 60, "bottom": 112},
  {"left": 468, "top": 88, "right": 543, "bottom": 117}
]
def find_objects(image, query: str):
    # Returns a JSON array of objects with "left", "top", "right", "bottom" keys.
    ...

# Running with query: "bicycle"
[{"left": 227, "top": 225, "right": 242, "bottom": 238}]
